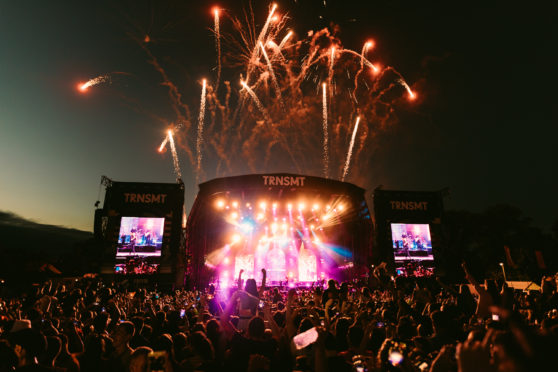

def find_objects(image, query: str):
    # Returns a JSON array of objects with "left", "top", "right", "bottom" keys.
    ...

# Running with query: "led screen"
[
  {"left": 116, "top": 217, "right": 165, "bottom": 257},
  {"left": 390, "top": 223, "right": 433, "bottom": 262},
  {"left": 204, "top": 196, "right": 355, "bottom": 286}
]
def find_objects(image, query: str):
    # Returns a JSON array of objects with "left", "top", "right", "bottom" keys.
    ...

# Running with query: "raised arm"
[
  {"left": 262, "top": 302, "right": 280, "bottom": 339},
  {"left": 237, "top": 269, "right": 244, "bottom": 290},
  {"left": 259, "top": 268, "right": 267, "bottom": 297},
  {"left": 285, "top": 290, "right": 298, "bottom": 338},
  {"left": 462, "top": 262, "right": 482, "bottom": 292},
  {"left": 220, "top": 291, "right": 240, "bottom": 339}
]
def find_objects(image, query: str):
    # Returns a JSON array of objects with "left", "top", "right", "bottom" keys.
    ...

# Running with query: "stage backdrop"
[{"left": 185, "top": 174, "right": 373, "bottom": 288}]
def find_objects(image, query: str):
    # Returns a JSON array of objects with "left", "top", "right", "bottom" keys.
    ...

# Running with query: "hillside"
[{"left": 0, "top": 211, "right": 95, "bottom": 279}]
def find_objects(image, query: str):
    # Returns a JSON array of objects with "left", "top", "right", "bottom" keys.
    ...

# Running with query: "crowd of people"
[{"left": 0, "top": 264, "right": 557, "bottom": 371}]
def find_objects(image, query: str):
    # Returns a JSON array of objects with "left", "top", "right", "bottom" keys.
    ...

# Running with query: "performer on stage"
[
  {"left": 144, "top": 230, "right": 152, "bottom": 246},
  {"left": 130, "top": 229, "right": 137, "bottom": 254}
]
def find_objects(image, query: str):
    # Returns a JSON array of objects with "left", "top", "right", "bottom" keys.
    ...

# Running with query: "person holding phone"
[{"left": 219, "top": 286, "right": 278, "bottom": 371}]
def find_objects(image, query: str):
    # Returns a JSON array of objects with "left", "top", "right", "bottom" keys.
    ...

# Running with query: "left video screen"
[{"left": 116, "top": 217, "right": 165, "bottom": 257}]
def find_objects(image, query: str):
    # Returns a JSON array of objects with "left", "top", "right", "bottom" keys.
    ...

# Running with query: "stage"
[{"left": 185, "top": 174, "right": 373, "bottom": 288}]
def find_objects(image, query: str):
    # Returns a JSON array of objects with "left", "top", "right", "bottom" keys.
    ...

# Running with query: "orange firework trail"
[
  {"left": 322, "top": 83, "right": 329, "bottom": 178},
  {"left": 342, "top": 116, "right": 360, "bottom": 181},
  {"left": 158, "top": 133, "right": 169, "bottom": 153},
  {"left": 278, "top": 30, "right": 292, "bottom": 50},
  {"left": 240, "top": 80, "right": 270, "bottom": 122},
  {"left": 259, "top": 41, "right": 283, "bottom": 107},
  {"left": 167, "top": 129, "right": 182, "bottom": 181},
  {"left": 213, "top": 8, "right": 221, "bottom": 91},
  {"left": 196, "top": 79, "right": 207, "bottom": 182},
  {"left": 341, "top": 49, "right": 379, "bottom": 73},
  {"left": 399, "top": 79, "right": 417, "bottom": 100},
  {"left": 245, "top": 3, "right": 277, "bottom": 85},
  {"left": 328, "top": 47, "right": 336, "bottom": 90},
  {"left": 360, "top": 41, "right": 374, "bottom": 68},
  {"left": 78, "top": 74, "right": 110, "bottom": 92}
]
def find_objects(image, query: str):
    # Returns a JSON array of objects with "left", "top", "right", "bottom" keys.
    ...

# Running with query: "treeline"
[{"left": 439, "top": 204, "right": 557, "bottom": 281}]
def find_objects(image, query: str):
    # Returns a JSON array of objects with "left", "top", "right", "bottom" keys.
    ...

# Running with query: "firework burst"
[
  {"left": 124, "top": 2, "right": 419, "bottom": 187},
  {"left": 78, "top": 74, "right": 111, "bottom": 92}
]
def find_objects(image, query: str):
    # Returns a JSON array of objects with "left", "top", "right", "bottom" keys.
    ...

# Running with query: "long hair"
[{"left": 245, "top": 278, "right": 258, "bottom": 298}]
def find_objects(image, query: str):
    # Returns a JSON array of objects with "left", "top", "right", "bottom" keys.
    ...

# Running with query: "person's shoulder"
[{"left": 232, "top": 330, "right": 248, "bottom": 342}]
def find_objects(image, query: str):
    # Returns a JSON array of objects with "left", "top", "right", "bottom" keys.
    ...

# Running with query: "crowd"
[{"left": 0, "top": 263, "right": 557, "bottom": 371}]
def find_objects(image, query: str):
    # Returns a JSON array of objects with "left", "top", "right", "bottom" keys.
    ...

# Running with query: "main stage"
[{"left": 185, "top": 173, "right": 373, "bottom": 288}]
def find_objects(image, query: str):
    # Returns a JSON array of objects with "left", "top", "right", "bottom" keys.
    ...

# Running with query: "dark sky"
[{"left": 0, "top": 0, "right": 555, "bottom": 232}]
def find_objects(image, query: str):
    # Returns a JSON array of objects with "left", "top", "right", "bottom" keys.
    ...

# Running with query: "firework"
[
  {"left": 78, "top": 74, "right": 110, "bottom": 92},
  {"left": 245, "top": 3, "right": 277, "bottom": 85},
  {"left": 342, "top": 116, "right": 360, "bottom": 181},
  {"left": 214, "top": 8, "right": 221, "bottom": 91},
  {"left": 278, "top": 30, "right": 293, "bottom": 50},
  {"left": 322, "top": 83, "right": 329, "bottom": 178},
  {"left": 196, "top": 79, "right": 208, "bottom": 181},
  {"left": 360, "top": 40, "right": 374, "bottom": 68},
  {"left": 158, "top": 133, "right": 169, "bottom": 153},
  {"left": 240, "top": 80, "right": 270, "bottom": 122},
  {"left": 328, "top": 47, "right": 336, "bottom": 90},
  {"left": 341, "top": 49, "right": 378, "bottom": 73},
  {"left": 134, "top": 2, "right": 419, "bottom": 188},
  {"left": 259, "top": 41, "right": 283, "bottom": 107},
  {"left": 167, "top": 129, "right": 182, "bottom": 180},
  {"left": 399, "top": 79, "right": 416, "bottom": 100}
]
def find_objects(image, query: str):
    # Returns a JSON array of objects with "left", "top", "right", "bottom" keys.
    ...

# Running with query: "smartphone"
[
  {"left": 180, "top": 309, "right": 186, "bottom": 318},
  {"left": 148, "top": 350, "right": 166, "bottom": 372},
  {"left": 293, "top": 327, "right": 319, "bottom": 350},
  {"left": 259, "top": 300, "right": 265, "bottom": 309},
  {"left": 376, "top": 321, "right": 385, "bottom": 328},
  {"left": 492, "top": 314, "right": 500, "bottom": 321}
]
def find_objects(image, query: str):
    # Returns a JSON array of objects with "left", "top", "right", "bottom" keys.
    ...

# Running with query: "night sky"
[{"left": 0, "top": 0, "right": 555, "bottom": 232}]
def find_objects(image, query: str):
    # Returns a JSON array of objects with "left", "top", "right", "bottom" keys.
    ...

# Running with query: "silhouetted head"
[
  {"left": 248, "top": 316, "right": 265, "bottom": 339},
  {"left": 245, "top": 279, "right": 258, "bottom": 297}
]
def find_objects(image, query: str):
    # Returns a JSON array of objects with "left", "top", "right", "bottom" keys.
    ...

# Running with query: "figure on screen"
[{"left": 130, "top": 229, "right": 138, "bottom": 253}]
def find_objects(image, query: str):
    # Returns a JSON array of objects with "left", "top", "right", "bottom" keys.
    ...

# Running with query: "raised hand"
[{"left": 456, "top": 329, "right": 494, "bottom": 372}]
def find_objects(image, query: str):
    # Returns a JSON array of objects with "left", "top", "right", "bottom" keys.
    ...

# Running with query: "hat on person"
[{"left": 10, "top": 319, "right": 31, "bottom": 333}]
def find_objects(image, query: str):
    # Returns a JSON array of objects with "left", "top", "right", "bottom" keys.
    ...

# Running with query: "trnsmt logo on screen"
[
  {"left": 389, "top": 201, "right": 428, "bottom": 211},
  {"left": 262, "top": 176, "right": 306, "bottom": 187},
  {"left": 124, "top": 193, "right": 168, "bottom": 204}
]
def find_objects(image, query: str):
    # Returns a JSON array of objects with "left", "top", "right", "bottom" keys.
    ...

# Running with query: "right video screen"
[{"left": 390, "top": 223, "right": 434, "bottom": 276}]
